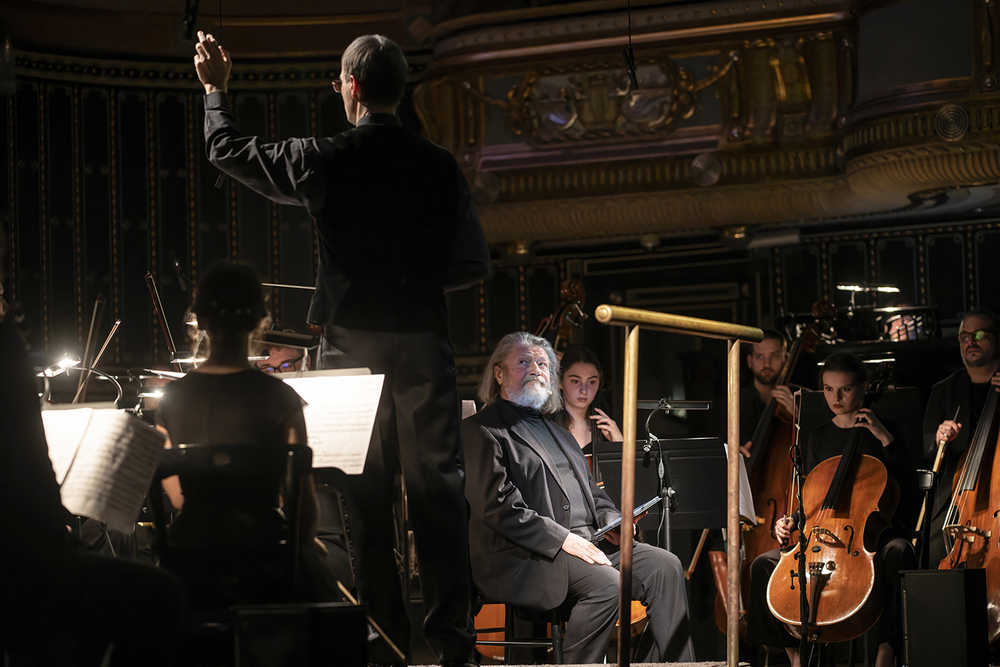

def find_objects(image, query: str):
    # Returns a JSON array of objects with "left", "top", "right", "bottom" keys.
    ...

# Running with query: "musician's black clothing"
[
  {"left": 462, "top": 400, "right": 695, "bottom": 663},
  {"left": 205, "top": 93, "right": 488, "bottom": 665},
  {"left": 922, "top": 369, "right": 996, "bottom": 562},
  {"left": 747, "top": 417, "right": 916, "bottom": 653},
  {"left": 156, "top": 370, "right": 340, "bottom": 608},
  {"left": 0, "top": 316, "right": 186, "bottom": 666}
]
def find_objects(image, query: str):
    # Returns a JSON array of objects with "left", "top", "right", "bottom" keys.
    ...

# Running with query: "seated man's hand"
[
  {"left": 604, "top": 512, "right": 644, "bottom": 546},
  {"left": 739, "top": 440, "right": 752, "bottom": 459},
  {"left": 562, "top": 532, "right": 612, "bottom": 566}
]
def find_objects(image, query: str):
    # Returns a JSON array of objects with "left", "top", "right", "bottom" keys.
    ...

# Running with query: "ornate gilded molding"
[
  {"left": 466, "top": 53, "right": 737, "bottom": 146},
  {"left": 15, "top": 51, "right": 341, "bottom": 90},
  {"left": 485, "top": 145, "right": 840, "bottom": 204},
  {"left": 475, "top": 139, "right": 1000, "bottom": 244}
]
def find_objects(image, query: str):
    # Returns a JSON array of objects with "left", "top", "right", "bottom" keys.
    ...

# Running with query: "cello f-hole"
[{"left": 843, "top": 525, "right": 858, "bottom": 557}]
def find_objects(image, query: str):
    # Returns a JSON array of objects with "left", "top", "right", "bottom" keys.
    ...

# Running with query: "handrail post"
[
  {"left": 594, "top": 304, "right": 762, "bottom": 667},
  {"left": 727, "top": 339, "right": 741, "bottom": 667},
  {"left": 617, "top": 324, "right": 639, "bottom": 667}
]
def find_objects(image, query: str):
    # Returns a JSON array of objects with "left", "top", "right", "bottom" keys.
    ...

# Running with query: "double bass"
[
  {"left": 767, "top": 365, "right": 897, "bottom": 642},
  {"left": 938, "top": 381, "right": 1000, "bottom": 643}
]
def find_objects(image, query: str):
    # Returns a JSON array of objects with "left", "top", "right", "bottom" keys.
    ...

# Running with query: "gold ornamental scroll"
[{"left": 595, "top": 304, "right": 763, "bottom": 667}]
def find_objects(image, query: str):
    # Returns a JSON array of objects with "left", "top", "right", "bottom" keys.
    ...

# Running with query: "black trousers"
[
  {"left": 748, "top": 536, "right": 916, "bottom": 652},
  {"left": 560, "top": 541, "right": 695, "bottom": 664},
  {"left": 321, "top": 326, "right": 475, "bottom": 665}
]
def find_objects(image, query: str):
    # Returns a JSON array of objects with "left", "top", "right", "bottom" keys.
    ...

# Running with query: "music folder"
[
  {"left": 591, "top": 495, "right": 661, "bottom": 543},
  {"left": 41, "top": 405, "right": 166, "bottom": 532}
]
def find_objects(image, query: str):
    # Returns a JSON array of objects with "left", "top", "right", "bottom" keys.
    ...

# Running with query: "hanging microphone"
[
  {"left": 622, "top": 46, "right": 638, "bottom": 90},
  {"left": 642, "top": 441, "right": 652, "bottom": 468}
]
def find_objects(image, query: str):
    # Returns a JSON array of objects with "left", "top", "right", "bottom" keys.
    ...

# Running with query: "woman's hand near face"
[{"left": 590, "top": 408, "right": 623, "bottom": 441}]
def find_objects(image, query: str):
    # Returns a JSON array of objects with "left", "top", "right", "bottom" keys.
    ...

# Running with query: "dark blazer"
[
  {"left": 461, "top": 400, "right": 620, "bottom": 610},
  {"left": 204, "top": 95, "right": 490, "bottom": 335}
]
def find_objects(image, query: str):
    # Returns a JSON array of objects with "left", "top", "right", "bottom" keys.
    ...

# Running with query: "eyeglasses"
[
  {"left": 258, "top": 354, "right": 305, "bottom": 373},
  {"left": 332, "top": 75, "right": 349, "bottom": 93},
  {"left": 958, "top": 329, "right": 996, "bottom": 344}
]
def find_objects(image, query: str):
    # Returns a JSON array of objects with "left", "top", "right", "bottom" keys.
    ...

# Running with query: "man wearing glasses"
[
  {"left": 194, "top": 31, "right": 488, "bottom": 667},
  {"left": 922, "top": 310, "right": 1000, "bottom": 563}
]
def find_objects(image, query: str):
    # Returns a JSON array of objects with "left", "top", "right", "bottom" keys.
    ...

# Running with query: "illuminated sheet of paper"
[
  {"left": 282, "top": 373, "right": 383, "bottom": 474},
  {"left": 41, "top": 407, "right": 166, "bottom": 532},
  {"left": 722, "top": 441, "right": 757, "bottom": 525}
]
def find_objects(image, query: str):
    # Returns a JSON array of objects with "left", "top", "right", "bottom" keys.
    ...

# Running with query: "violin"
[
  {"left": 767, "top": 364, "right": 897, "bottom": 642},
  {"left": 938, "top": 380, "right": 1000, "bottom": 644}
]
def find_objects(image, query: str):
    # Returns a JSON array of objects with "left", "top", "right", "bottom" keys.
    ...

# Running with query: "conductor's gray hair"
[
  {"left": 341, "top": 34, "right": 408, "bottom": 107},
  {"left": 477, "top": 331, "right": 563, "bottom": 414}
]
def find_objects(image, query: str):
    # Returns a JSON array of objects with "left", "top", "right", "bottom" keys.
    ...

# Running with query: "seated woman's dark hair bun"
[{"left": 191, "top": 262, "right": 268, "bottom": 340}]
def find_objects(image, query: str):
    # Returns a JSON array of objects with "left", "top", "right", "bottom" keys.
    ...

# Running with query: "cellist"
[
  {"left": 748, "top": 353, "right": 916, "bottom": 667},
  {"left": 922, "top": 310, "right": 1000, "bottom": 564},
  {"left": 739, "top": 330, "right": 797, "bottom": 457}
]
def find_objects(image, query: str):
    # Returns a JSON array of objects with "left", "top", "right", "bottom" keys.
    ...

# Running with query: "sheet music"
[
  {"left": 282, "top": 374, "right": 383, "bottom": 474},
  {"left": 41, "top": 408, "right": 166, "bottom": 532},
  {"left": 723, "top": 442, "right": 757, "bottom": 525}
]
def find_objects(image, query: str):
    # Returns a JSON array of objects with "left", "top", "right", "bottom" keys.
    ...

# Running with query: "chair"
[
  {"left": 151, "top": 442, "right": 311, "bottom": 576},
  {"left": 473, "top": 593, "right": 573, "bottom": 664},
  {"left": 148, "top": 442, "right": 314, "bottom": 666}
]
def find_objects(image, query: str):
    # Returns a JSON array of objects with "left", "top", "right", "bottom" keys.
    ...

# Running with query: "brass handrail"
[{"left": 596, "top": 304, "right": 762, "bottom": 667}]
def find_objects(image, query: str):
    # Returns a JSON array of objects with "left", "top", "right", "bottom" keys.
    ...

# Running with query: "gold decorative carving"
[
  {"left": 473, "top": 140, "right": 1000, "bottom": 243},
  {"left": 466, "top": 54, "right": 737, "bottom": 145}
]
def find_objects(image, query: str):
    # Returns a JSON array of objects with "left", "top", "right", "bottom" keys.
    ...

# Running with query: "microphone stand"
[
  {"left": 787, "top": 389, "right": 814, "bottom": 664},
  {"left": 791, "top": 441, "right": 810, "bottom": 661},
  {"left": 641, "top": 398, "right": 711, "bottom": 551}
]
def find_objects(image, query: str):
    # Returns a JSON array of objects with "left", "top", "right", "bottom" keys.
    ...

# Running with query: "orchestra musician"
[
  {"left": 461, "top": 331, "right": 695, "bottom": 664},
  {"left": 0, "top": 245, "right": 186, "bottom": 666},
  {"left": 155, "top": 262, "right": 340, "bottom": 607},
  {"left": 555, "top": 345, "right": 622, "bottom": 484},
  {"left": 923, "top": 310, "right": 1000, "bottom": 563},
  {"left": 194, "top": 31, "right": 489, "bottom": 666},
  {"left": 747, "top": 352, "right": 916, "bottom": 667},
  {"left": 738, "top": 330, "right": 796, "bottom": 459}
]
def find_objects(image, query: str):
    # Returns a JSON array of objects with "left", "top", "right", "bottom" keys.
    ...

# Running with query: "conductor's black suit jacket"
[
  {"left": 204, "top": 93, "right": 490, "bottom": 336},
  {"left": 461, "top": 400, "right": 621, "bottom": 610}
]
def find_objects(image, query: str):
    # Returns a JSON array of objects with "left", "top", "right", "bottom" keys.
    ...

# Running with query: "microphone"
[{"left": 642, "top": 441, "right": 652, "bottom": 468}]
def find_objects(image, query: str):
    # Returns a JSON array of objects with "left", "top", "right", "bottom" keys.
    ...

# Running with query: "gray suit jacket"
[{"left": 461, "top": 400, "right": 621, "bottom": 610}]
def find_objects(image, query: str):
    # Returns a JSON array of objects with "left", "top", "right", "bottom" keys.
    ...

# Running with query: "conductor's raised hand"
[
  {"left": 193, "top": 31, "right": 231, "bottom": 95},
  {"left": 561, "top": 532, "right": 612, "bottom": 566}
]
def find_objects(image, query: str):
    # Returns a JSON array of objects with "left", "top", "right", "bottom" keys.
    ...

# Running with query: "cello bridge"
[{"left": 943, "top": 524, "right": 991, "bottom": 544}]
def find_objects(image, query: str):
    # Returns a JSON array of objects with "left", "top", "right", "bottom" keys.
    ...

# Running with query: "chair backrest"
[{"left": 149, "top": 443, "right": 312, "bottom": 576}]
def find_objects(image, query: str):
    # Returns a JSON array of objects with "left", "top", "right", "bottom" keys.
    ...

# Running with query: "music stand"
[{"left": 595, "top": 437, "right": 728, "bottom": 552}]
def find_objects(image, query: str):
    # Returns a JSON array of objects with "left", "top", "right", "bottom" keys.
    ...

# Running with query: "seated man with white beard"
[{"left": 461, "top": 331, "right": 695, "bottom": 664}]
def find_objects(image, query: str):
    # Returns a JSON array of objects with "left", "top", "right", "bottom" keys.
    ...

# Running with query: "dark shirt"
[
  {"left": 922, "top": 368, "right": 998, "bottom": 516},
  {"left": 506, "top": 401, "right": 595, "bottom": 538},
  {"left": 155, "top": 370, "right": 305, "bottom": 550},
  {"left": 806, "top": 416, "right": 911, "bottom": 535},
  {"left": 203, "top": 94, "right": 490, "bottom": 335}
]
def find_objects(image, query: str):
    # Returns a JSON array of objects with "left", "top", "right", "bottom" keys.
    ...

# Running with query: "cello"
[
  {"left": 767, "top": 364, "right": 897, "bottom": 642},
  {"left": 938, "top": 380, "right": 1000, "bottom": 643},
  {"left": 707, "top": 305, "right": 828, "bottom": 633}
]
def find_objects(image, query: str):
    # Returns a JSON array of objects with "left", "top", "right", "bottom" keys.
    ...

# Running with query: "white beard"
[{"left": 507, "top": 377, "right": 550, "bottom": 411}]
